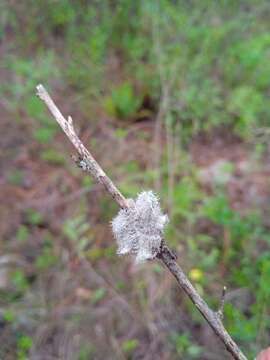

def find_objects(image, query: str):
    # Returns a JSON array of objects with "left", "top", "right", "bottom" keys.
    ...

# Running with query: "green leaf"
[
  {"left": 8, "top": 170, "right": 24, "bottom": 186},
  {"left": 17, "top": 335, "right": 33, "bottom": 351},
  {"left": 16, "top": 225, "right": 29, "bottom": 242},
  {"left": 104, "top": 82, "right": 141, "bottom": 120},
  {"left": 33, "top": 127, "right": 56, "bottom": 144},
  {"left": 40, "top": 149, "right": 66, "bottom": 165},
  {"left": 35, "top": 247, "right": 58, "bottom": 270},
  {"left": 25, "top": 209, "right": 43, "bottom": 226},
  {"left": 11, "top": 270, "right": 29, "bottom": 292},
  {"left": 122, "top": 339, "right": 139, "bottom": 353},
  {"left": 3, "top": 310, "right": 15, "bottom": 323},
  {"left": 91, "top": 288, "right": 106, "bottom": 304}
]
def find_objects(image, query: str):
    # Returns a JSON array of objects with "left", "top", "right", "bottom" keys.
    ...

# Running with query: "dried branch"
[
  {"left": 160, "top": 251, "right": 246, "bottom": 360},
  {"left": 36, "top": 84, "right": 247, "bottom": 360}
]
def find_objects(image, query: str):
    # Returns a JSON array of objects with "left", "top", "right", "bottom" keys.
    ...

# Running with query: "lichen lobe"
[{"left": 112, "top": 191, "right": 169, "bottom": 263}]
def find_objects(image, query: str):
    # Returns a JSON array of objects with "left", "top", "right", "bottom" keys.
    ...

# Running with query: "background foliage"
[{"left": 1, "top": 1, "right": 270, "bottom": 359}]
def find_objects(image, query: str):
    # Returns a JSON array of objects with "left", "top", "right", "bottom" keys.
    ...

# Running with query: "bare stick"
[
  {"left": 160, "top": 250, "right": 246, "bottom": 360},
  {"left": 36, "top": 84, "right": 247, "bottom": 360},
  {"left": 217, "top": 286, "right": 227, "bottom": 320}
]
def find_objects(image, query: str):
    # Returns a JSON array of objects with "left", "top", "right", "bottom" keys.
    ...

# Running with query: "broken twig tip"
[
  {"left": 36, "top": 84, "right": 46, "bottom": 100},
  {"left": 217, "top": 285, "right": 227, "bottom": 319},
  {"left": 68, "top": 116, "right": 73, "bottom": 125}
]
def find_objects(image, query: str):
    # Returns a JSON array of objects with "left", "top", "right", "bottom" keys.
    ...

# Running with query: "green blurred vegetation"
[
  {"left": 1, "top": 1, "right": 270, "bottom": 359},
  {"left": 3, "top": 0, "right": 270, "bottom": 137}
]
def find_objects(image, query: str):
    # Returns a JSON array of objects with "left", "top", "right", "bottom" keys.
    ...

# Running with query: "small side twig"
[
  {"left": 217, "top": 286, "right": 227, "bottom": 320},
  {"left": 36, "top": 84, "right": 247, "bottom": 360}
]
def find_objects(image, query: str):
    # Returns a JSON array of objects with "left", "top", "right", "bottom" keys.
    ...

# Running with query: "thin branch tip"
[
  {"left": 36, "top": 83, "right": 43, "bottom": 93},
  {"left": 36, "top": 84, "right": 47, "bottom": 101}
]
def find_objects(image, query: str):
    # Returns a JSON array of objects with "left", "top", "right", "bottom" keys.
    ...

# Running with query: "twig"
[
  {"left": 36, "top": 85, "right": 128, "bottom": 210},
  {"left": 158, "top": 249, "right": 246, "bottom": 360},
  {"left": 36, "top": 84, "right": 247, "bottom": 360},
  {"left": 217, "top": 286, "right": 227, "bottom": 320}
]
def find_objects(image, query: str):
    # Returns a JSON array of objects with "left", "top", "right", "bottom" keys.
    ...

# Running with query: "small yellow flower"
[{"left": 189, "top": 268, "right": 203, "bottom": 282}]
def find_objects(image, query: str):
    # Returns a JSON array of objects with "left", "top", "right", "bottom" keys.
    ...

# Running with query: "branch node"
[
  {"left": 71, "top": 154, "right": 89, "bottom": 171},
  {"left": 157, "top": 240, "right": 177, "bottom": 261}
]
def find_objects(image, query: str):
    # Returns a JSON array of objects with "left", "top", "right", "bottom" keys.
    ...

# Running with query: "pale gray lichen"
[
  {"left": 79, "top": 159, "right": 88, "bottom": 171},
  {"left": 111, "top": 191, "right": 169, "bottom": 263}
]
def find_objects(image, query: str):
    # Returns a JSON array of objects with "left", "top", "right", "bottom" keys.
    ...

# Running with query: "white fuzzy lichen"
[{"left": 111, "top": 191, "right": 169, "bottom": 263}]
